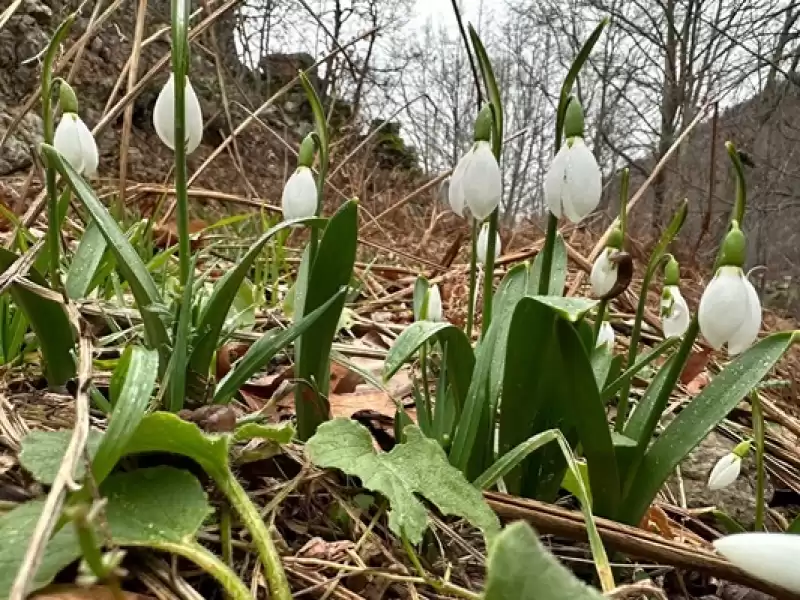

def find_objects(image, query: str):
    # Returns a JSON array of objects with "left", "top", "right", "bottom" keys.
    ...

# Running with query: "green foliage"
[
  {"left": 19, "top": 429, "right": 104, "bottom": 485},
  {"left": 307, "top": 419, "right": 500, "bottom": 544}
]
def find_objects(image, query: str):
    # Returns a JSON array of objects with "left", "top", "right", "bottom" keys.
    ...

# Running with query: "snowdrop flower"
[
  {"left": 54, "top": 112, "right": 99, "bottom": 177},
  {"left": 698, "top": 223, "right": 761, "bottom": 355},
  {"left": 596, "top": 321, "right": 614, "bottom": 349},
  {"left": 153, "top": 73, "right": 204, "bottom": 154},
  {"left": 543, "top": 98, "right": 602, "bottom": 223},
  {"left": 707, "top": 440, "right": 749, "bottom": 490},
  {"left": 713, "top": 533, "right": 800, "bottom": 593},
  {"left": 448, "top": 154, "right": 468, "bottom": 217},
  {"left": 477, "top": 222, "right": 501, "bottom": 265},
  {"left": 425, "top": 285, "right": 443, "bottom": 322},
  {"left": 281, "top": 166, "right": 317, "bottom": 220},
  {"left": 660, "top": 257, "right": 690, "bottom": 338},
  {"left": 449, "top": 141, "right": 501, "bottom": 221}
]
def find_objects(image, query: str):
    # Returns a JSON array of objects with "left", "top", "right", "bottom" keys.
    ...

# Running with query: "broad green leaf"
[
  {"left": 214, "top": 289, "right": 346, "bottom": 404},
  {"left": 93, "top": 346, "right": 158, "bottom": 483},
  {"left": 307, "top": 419, "right": 500, "bottom": 544},
  {"left": 102, "top": 466, "right": 210, "bottom": 544},
  {"left": 0, "top": 500, "right": 81, "bottom": 598},
  {"left": 19, "top": 429, "right": 104, "bottom": 485},
  {"left": 527, "top": 296, "right": 597, "bottom": 322},
  {"left": 232, "top": 421, "right": 295, "bottom": 444},
  {"left": 295, "top": 201, "right": 358, "bottom": 440},
  {"left": 484, "top": 522, "right": 605, "bottom": 600},
  {"left": 189, "top": 217, "right": 323, "bottom": 379},
  {"left": 620, "top": 332, "right": 795, "bottom": 525},
  {"left": 65, "top": 220, "right": 107, "bottom": 299},
  {"left": 384, "top": 320, "right": 474, "bottom": 415},
  {"left": 0, "top": 248, "right": 75, "bottom": 385},
  {"left": 528, "top": 233, "right": 567, "bottom": 296},
  {"left": 41, "top": 144, "right": 171, "bottom": 368}
]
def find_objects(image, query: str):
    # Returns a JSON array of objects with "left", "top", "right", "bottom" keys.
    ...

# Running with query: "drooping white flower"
[
  {"left": 476, "top": 223, "right": 501, "bottom": 265},
  {"left": 53, "top": 113, "right": 99, "bottom": 177},
  {"left": 449, "top": 141, "right": 501, "bottom": 221},
  {"left": 596, "top": 321, "right": 614, "bottom": 349},
  {"left": 426, "top": 285, "right": 443, "bottom": 322},
  {"left": 281, "top": 166, "right": 317, "bottom": 220},
  {"left": 713, "top": 533, "right": 800, "bottom": 593},
  {"left": 661, "top": 285, "right": 691, "bottom": 338},
  {"left": 590, "top": 248, "right": 618, "bottom": 298},
  {"left": 698, "top": 265, "right": 761, "bottom": 355},
  {"left": 543, "top": 137, "right": 602, "bottom": 223},
  {"left": 153, "top": 73, "right": 204, "bottom": 154},
  {"left": 707, "top": 452, "right": 741, "bottom": 490}
]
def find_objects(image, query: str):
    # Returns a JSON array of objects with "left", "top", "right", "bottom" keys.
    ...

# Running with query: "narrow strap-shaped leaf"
[
  {"left": 528, "top": 233, "right": 568, "bottom": 296},
  {"left": 167, "top": 259, "right": 197, "bottom": 411},
  {"left": 65, "top": 220, "right": 107, "bottom": 300},
  {"left": 601, "top": 337, "right": 678, "bottom": 403}
]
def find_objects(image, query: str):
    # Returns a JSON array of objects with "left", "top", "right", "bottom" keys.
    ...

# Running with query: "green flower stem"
[
  {"left": 465, "top": 220, "right": 478, "bottom": 337},
  {"left": 593, "top": 299, "right": 608, "bottom": 344},
  {"left": 217, "top": 470, "right": 291, "bottom": 600},
  {"left": 537, "top": 213, "right": 559, "bottom": 295},
  {"left": 480, "top": 211, "right": 499, "bottom": 337},
  {"left": 171, "top": 0, "right": 191, "bottom": 287},
  {"left": 751, "top": 390, "right": 765, "bottom": 531},
  {"left": 153, "top": 540, "right": 252, "bottom": 600}
]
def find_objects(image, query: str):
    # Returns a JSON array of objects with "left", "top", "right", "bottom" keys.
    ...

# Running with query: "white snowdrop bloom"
[
  {"left": 281, "top": 167, "right": 317, "bottom": 220},
  {"left": 698, "top": 265, "right": 761, "bottom": 355},
  {"left": 153, "top": 73, "right": 204, "bottom": 154},
  {"left": 713, "top": 533, "right": 800, "bottom": 593},
  {"left": 543, "top": 137, "right": 602, "bottom": 223},
  {"left": 590, "top": 248, "right": 618, "bottom": 298},
  {"left": 450, "top": 141, "right": 501, "bottom": 221},
  {"left": 476, "top": 223, "right": 501, "bottom": 265},
  {"left": 596, "top": 321, "right": 614, "bottom": 349},
  {"left": 53, "top": 113, "right": 99, "bottom": 177},
  {"left": 426, "top": 285, "right": 443, "bottom": 322},
  {"left": 660, "top": 285, "right": 691, "bottom": 338},
  {"left": 707, "top": 452, "right": 741, "bottom": 490}
]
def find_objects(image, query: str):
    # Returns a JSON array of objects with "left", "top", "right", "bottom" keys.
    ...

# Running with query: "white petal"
[
  {"left": 561, "top": 139, "right": 603, "bottom": 223},
  {"left": 661, "top": 286, "right": 691, "bottom": 338},
  {"left": 590, "top": 249, "right": 617, "bottom": 297},
  {"left": 448, "top": 154, "right": 469, "bottom": 217},
  {"left": 714, "top": 533, "right": 800, "bottom": 593},
  {"left": 476, "top": 223, "right": 501, "bottom": 265},
  {"left": 53, "top": 114, "right": 85, "bottom": 173},
  {"left": 463, "top": 141, "right": 502, "bottom": 221},
  {"left": 426, "top": 285, "right": 443, "bottom": 321},
  {"left": 153, "top": 73, "right": 204, "bottom": 153},
  {"left": 727, "top": 275, "right": 762, "bottom": 355},
  {"left": 707, "top": 453, "right": 741, "bottom": 490},
  {"left": 698, "top": 266, "right": 750, "bottom": 350},
  {"left": 543, "top": 144, "right": 570, "bottom": 218},
  {"left": 281, "top": 167, "right": 317, "bottom": 220},
  {"left": 74, "top": 116, "right": 99, "bottom": 177},
  {"left": 596, "top": 321, "right": 615, "bottom": 348}
]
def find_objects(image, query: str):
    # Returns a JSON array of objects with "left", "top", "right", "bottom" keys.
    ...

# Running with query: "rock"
[
  {"left": 669, "top": 429, "right": 773, "bottom": 529},
  {"left": 0, "top": 101, "right": 44, "bottom": 175}
]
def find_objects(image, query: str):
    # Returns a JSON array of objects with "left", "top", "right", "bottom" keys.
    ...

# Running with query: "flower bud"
[
  {"left": 425, "top": 285, "right": 443, "bottom": 322},
  {"left": 449, "top": 141, "right": 502, "bottom": 221},
  {"left": 281, "top": 166, "right": 317, "bottom": 220},
  {"left": 596, "top": 320, "right": 614, "bottom": 349},
  {"left": 707, "top": 451, "right": 742, "bottom": 490},
  {"left": 477, "top": 222, "right": 501, "bottom": 265},
  {"left": 714, "top": 533, "right": 800, "bottom": 593},
  {"left": 698, "top": 264, "right": 761, "bottom": 355},
  {"left": 153, "top": 73, "right": 204, "bottom": 154},
  {"left": 53, "top": 112, "right": 99, "bottom": 177},
  {"left": 543, "top": 137, "right": 602, "bottom": 223}
]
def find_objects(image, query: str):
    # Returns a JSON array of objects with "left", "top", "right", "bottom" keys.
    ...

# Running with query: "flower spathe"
[
  {"left": 53, "top": 113, "right": 99, "bottom": 177},
  {"left": 426, "top": 285, "right": 443, "bottom": 322},
  {"left": 477, "top": 223, "right": 501, "bottom": 265},
  {"left": 543, "top": 137, "right": 602, "bottom": 223},
  {"left": 281, "top": 166, "right": 317, "bottom": 220},
  {"left": 449, "top": 141, "right": 501, "bottom": 221},
  {"left": 698, "top": 265, "right": 761, "bottom": 355},
  {"left": 590, "top": 248, "right": 618, "bottom": 297},
  {"left": 153, "top": 73, "right": 204, "bottom": 154},
  {"left": 707, "top": 452, "right": 741, "bottom": 490},
  {"left": 713, "top": 533, "right": 800, "bottom": 593},
  {"left": 596, "top": 321, "right": 614, "bottom": 349},
  {"left": 661, "top": 285, "right": 690, "bottom": 338}
]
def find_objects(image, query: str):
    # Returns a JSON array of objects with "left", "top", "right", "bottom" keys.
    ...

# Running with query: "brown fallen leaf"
[
  {"left": 152, "top": 219, "right": 207, "bottom": 251},
  {"left": 330, "top": 362, "right": 364, "bottom": 394},
  {"left": 33, "top": 585, "right": 153, "bottom": 600},
  {"left": 639, "top": 505, "right": 674, "bottom": 540},
  {"left": 297, "top": 537, "right": 354, "bottom": 561},
  {"left": 680, "top": 347, "right": 713, "bottom": 386},
  {"left": 178, "top": 405, "right": 237, "bottom": 432}
]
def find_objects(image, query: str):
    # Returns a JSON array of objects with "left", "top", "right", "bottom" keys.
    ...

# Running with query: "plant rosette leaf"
[
  {"left": 307, "top": 418, "right": 500, "bottom": 544},
  {"left": 232, "top": 421, "right": 295, "bottom": 444},
  {"left": 19, "top": 429, "right": 104, "bottom": 485}
]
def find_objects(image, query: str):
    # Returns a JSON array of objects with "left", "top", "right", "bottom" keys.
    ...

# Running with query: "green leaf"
[
  {"left": 233, "top": 421, "right": 295, "bottom": 444},
  {"left": 19, "top": 429, "right": 104, "bottom": 485},
  {"left": 102, "top": 466, "right": 211, "bottom": 544},
  {"left": 412, "top": 275, "right": 429, "bottom": 321},
  {"left": 620, "top": 332, "right": 795, "bottom": 525},
  {"left": 166, "top": 259, "right": 196, "bottom": 411},
  {"left": 65, "top": 220, "right": 107, "bottom": 299},
  {"left": 0, "top": 248, "right": 75, "bottom": 385},
  {"left": 41, "top": 144, "right": 171, "bottom": 368},
  {"left": 0, "top": 500, "right": 81, "bottom": 598},
  {"left": 529, "top": 233, "right": 567, "bottom": 296},
  {"left": 93, "top": 346, "right": 158, "bottom": 483},
  {"left": 788, "top": 514, "right": 800, "bottom": 534},
  {"left": 189, "top": 217, "right": 323, "bottom": 379},
  {"left": 623, "top": 353, "right": 678, "bottom": 443},
  {"left": 295, "top": 200, "right": 358, "bottom": 440},
  {"left": 307, "top": 419, "right": 500, "bottom": 544},
  {"left": 214, "top": 288, "right": 346, "bottom": 404},
  {"left": 601, "top": 337, "right": 678, "bottom": 403},
  {"left": 484, "top": 522, "right": 605, "bottom": 600},
  {"left": 527, "top": 296, "right": 597, "bottom": 321}
]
